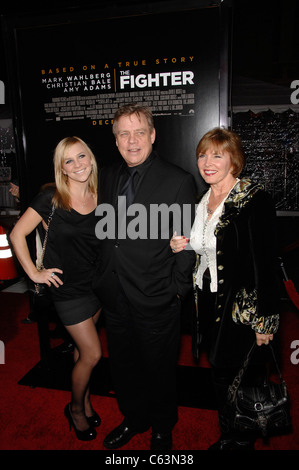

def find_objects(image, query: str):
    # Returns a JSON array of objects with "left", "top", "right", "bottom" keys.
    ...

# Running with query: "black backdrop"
[{"left": 3, "top": 0, "right": 231, "bottom": 208}]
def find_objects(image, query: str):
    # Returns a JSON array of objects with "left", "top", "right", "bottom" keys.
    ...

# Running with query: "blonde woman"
[{"left": 10, "top": 137, "right": 102, "bottom": 441}]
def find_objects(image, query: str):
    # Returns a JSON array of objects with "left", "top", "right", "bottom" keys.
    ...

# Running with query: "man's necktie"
[{"left": 119, "top": 167, "right": 137, "bottom": 207}]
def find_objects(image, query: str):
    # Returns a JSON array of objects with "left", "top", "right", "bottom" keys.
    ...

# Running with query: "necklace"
[
  {"left": 71, "top": 192, "right": 92, "bottom": 208},
  {"left": 207, "top": 180, "right": 237, "bottom": 216},
  {"left": 74, "top": 198, "right": 88, "bottom": 208}
]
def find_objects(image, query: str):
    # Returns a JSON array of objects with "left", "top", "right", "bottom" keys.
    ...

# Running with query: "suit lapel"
[
  {"left": 108, "top": 163, "right": 125, "bottom": 207},
  {"left": 134, "top": 157, "right": 164, "bottom": 206},
  {"left": 105, "top": 155, "right": 164, "bottom": 207}
]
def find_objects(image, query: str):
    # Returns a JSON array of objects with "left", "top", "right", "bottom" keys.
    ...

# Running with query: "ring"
[
  {"left": 172, "top": 249, "right": 176, "bottom": 252},
  {"left": 51, "top": 272, "right": 55, "bottom": 277}
]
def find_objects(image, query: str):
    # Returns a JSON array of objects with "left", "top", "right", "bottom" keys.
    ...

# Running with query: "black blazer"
[
  {"left": 93, "top": 153, "right": 197, "bottom": 315},
  {"left": 194, "top": 179, "right": 281, "bottom": 368}
]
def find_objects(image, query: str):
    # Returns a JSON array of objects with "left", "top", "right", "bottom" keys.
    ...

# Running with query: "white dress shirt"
[{"left": 190, "top": 179, "right": 239, "bottom": 292}]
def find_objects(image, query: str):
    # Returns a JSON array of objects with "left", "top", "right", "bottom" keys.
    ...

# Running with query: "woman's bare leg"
[{"left": 65, "top": 310, "right": 102, "bottom": 430}]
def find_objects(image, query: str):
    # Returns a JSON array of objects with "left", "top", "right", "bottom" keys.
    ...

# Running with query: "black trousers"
[{"left": 104, "top": 278, "right": 181, "bottom": 433}]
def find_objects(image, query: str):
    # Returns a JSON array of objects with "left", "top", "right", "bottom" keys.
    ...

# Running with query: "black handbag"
[
  {"left": 33, "top": 204, "right": 55, "bottom": 296},
  {"left": 219, "top": 342, "right": 292, "bottom": 438}
]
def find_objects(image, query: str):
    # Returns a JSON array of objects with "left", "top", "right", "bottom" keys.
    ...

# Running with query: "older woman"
[
  {"left": 171, "top": 127, "right": 280, "bottom": 450},
  {"left": 10, "top": 136, "right": 102, "bottom": 441}
]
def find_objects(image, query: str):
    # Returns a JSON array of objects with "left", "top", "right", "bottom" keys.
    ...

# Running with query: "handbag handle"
[
  {"left": 37, "top": 204, "right": 55, "bottom": 271},
  {"left": 227, "top": 342, "right": 284, "bottom": 403}
]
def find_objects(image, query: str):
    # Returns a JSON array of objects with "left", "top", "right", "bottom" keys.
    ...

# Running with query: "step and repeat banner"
[{"left": 7, "top": 3, "right": 227, "bottom": 203}]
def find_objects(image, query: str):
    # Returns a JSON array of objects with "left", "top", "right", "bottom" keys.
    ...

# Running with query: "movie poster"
[{"left": 11, "top": 6, "right": 225, "bottom": 202}]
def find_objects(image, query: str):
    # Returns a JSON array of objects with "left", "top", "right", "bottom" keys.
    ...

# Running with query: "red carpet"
[{"left": 0, "top": 291, "right": 298, "bottom": 451}]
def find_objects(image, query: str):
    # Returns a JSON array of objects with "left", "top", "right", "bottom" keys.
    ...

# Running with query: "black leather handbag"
[{"left": 219, "top": 342, "right": 292, "bottom": 438}]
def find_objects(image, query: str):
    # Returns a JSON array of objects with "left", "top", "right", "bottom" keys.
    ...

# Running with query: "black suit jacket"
[{"left": 93, "top": 153, "right": 196, "bottom": 315}]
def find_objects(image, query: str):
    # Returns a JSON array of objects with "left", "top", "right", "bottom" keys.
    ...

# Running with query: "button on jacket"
[{"left": 192, "top": 178, "right": 280, "bottom": 368}]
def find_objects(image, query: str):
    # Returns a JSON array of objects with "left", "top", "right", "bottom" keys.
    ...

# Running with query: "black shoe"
[
  {"left": 208, "top": 438, "right": 254, "bottom": 450},
  {"left": 53, "top": 341, "right": 74, "bottom": 354},
  {"left": 208, "top": 438, "right": 234, "bottom": 450},
  {"left": 233, "top": 440, "right": 255, "bottom": 450},
  {"left": 21, "top": 316, "right": 36, "bottom": 324},
  {"left": 151, "top": 431, "right": 172, "bottom": 451},
  {"left": 86, "top": 410, "right": 101, "bottom": 428},
  {"left": 103, "top": 420, "right": 138, "bottom": 449},
  {"left": 64, "top": 404, "right": 97, "bottom": 441}
]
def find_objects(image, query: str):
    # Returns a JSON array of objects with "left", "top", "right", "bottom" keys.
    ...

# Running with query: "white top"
[{"left": 190, "top": 181, "right": 239, "bottom": 292}]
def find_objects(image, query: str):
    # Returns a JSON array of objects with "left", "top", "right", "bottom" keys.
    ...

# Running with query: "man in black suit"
[{"left": 94, "top": 104, "right": 196, "bottom": 450}]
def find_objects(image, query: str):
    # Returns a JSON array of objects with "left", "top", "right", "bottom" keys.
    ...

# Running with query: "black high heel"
[
  {"left": 86, "top": 411, "right": 101, "bottom": 428},
  {"left": 64, "top": 404, "right": 97, "bottom": 441}
]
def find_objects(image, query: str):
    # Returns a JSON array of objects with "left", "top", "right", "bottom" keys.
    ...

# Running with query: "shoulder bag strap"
[{"left": 38, "top": 204, "right": 55, "bottom": 271}]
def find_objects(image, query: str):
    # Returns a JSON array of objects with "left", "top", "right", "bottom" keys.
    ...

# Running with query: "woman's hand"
[
  {"left": 33, "top": 268, "right": 63, "bottom": 288},
  {"left": 170, "top": 231, "right": 189, "bottom": 253},
  {"left": 10, "top": 207, "right": 63, "bottom": 289},
  {"left": 9, "top": 182, "right": 20, "bottom": 200},
  {"left": 256, "top": 332, "right": 274, "bottom": 346}
]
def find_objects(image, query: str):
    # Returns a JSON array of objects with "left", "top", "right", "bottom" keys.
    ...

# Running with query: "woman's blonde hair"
[
  {"left": 196, "top": 127, "right": 245, "bottom": 177},
  {"left": 52, "top": 136, "right": 98, "bottom": 210}
]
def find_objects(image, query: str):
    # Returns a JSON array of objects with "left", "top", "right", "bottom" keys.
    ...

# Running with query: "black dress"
[{"left": 30, "top": 186, "right": 101, "bottom": 326}]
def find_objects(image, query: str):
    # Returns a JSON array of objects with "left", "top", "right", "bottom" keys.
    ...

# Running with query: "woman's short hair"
[
  {"left": 53, "top": 136, "right": 98, "bottom": 210},
  {"left": 196, "top": 127, "right": 245, "bottom": 177}
]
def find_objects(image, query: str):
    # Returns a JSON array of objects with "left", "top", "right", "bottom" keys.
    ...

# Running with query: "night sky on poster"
[{"left": 15, "top": 7, "right": 222, "bottom": 201}]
